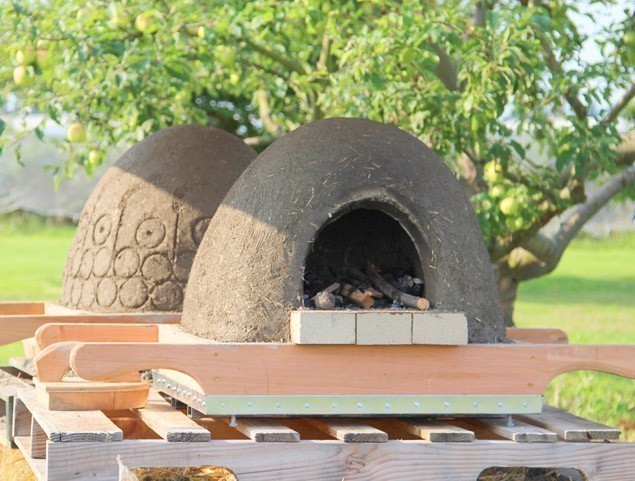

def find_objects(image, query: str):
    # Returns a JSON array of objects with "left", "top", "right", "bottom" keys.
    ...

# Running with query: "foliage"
[{"left": 1, "top": 1, "right": 634, "bottom": 321}]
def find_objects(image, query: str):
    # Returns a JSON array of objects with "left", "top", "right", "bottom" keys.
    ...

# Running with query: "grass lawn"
[{"left": 0, "top": 213, "right": 633, "bottom": 440}]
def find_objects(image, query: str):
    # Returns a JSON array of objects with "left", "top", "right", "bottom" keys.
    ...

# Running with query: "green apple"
[
  {"left": 135, "top": 10, "right": 162, "bottom": 34},
  {"left": 13, "top": 66, "right": 35, "bottom": 87},
  {"left": 88, "top": 150, "right": 104, "bottom": 165},
  {"left": 215, "top": 45, "right": 237, "bottom": 67},
  {"left": 67, "top": 123, "right": 86, "bottom": 143},
  {"left": 624, "top": 31, "right": 635, "bottom": 47},
  {"left": 483, "top": 161, "right": 504, "bottom": 183},
  {"left": 35, "top": 50, "right": 52, "bottom": 69},
  {"left": 198, "top": 26, "right": 206, "bottom": 38},
  {"left": 109, "top": 8, "right": 130, "bottom": 29},
  {"left": 490, "top": 185, "right": 505, "bottom": 197},
  {"left": 499, "top": 196, "right": 520, "bottom": 216},
  {"left": 16, "top": 46, "right": 36, "bottom": 65}
]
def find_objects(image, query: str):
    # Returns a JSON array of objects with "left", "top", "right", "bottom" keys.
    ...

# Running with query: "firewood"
[
  {"left": 339, "top": 283, "right": 375, "bottom": 309},
  {"left": 366, "top": 264, "right": 429, "bottom": 310}
]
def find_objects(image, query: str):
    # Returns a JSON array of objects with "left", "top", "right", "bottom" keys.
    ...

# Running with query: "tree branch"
[
  {"left": 255, "top": 87, "right": 281, "bottom": 136},
  {"left": 517, "top": 163, "right": 635, "bottom": 280},
  {"left": 604, "top": 82, "right": 635, "bottom": 124},
  {"left": 244, "top": 38, "right": 307, "bottom": 75},
  {"left": 535, "top": 30, "right": 587, "bottom": 120}
]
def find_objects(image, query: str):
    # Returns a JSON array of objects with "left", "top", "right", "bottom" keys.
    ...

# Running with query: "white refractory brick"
[
  {"left": 290, "top": 311, "right": 356, "bottom": 344},
  {"left": 412, "top": 311, "right": 468, "bottom": 345},
  {"left": 356, "top": 311, "right": 413, "bottom": 345}
]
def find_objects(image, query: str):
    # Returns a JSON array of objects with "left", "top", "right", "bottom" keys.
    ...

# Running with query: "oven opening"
[{"left": 303, "top": 208, "right": 425, "bottom": 309}]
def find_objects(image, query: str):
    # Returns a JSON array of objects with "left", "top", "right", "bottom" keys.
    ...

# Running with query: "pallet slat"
[
  {"left": 473, "top": 417, "right": 557, "bottom": 443},
  {"left": 135, "top": 391, "right": 210, "bottom": 442},
  {"left": 519, "top": 405, "right": 621, "bottom": 441},
  {"left": 40, "top": 439, "right": 635, "bottom": 481},
  {"left": 17, "top": 387, "right": 123, "bottom": 442},
  {"left": 223, "top": 418, "right": 300, "bottom": 442},
  {"left": 306, "top": 418, "right": 388, "bottom": 443},
  {"left": 391, "top": 419, "right": 475, "bottom": 442}
]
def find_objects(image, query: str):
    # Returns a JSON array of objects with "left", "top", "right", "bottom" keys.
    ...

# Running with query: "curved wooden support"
[
  {"left": 69, "top": 343, "right": 635, "bottom": 396},
  {"left": 0, "top": 313, "right": 180, "bottom": 347},
  {"left": 506, "top": 328, "right": 569, "bottom": 344},
  {"left": 35, "top": 323, "right": 160, "bottom": 349},
  {"left": 35, "top": 341, "right": 141, "bottom": 382}
]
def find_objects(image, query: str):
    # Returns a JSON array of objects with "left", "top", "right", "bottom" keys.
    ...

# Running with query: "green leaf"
[
  {"left": 0, "top": 119, "right": 5, "bottom": 138},
  {"left": 165, "top": 60, "right": 193, "bottom": 82}
]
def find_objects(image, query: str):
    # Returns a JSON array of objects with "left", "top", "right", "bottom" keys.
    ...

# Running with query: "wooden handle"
[
  {"left": 35, "top": 323, "right": 159, "bottom": 349},
  {"left": 0, "top": 313, "right": 180, "bottom": 346},
  {"left": 506, "top": 328, "right": 569, "bottom": 344},
  {"left": 36, "top": 341, "right": 141, "bottom": 382},
  {"left": 70, "top": 343, "right": 635, "bottom": 396}
]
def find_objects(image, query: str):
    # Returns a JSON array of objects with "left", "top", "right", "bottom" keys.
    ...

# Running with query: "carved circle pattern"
[
  {"left": 136, "top": 218, "right": 166, "bottom": 248},
  {"left": 93, "top": 215, "right": 112, "bottom": 245}
]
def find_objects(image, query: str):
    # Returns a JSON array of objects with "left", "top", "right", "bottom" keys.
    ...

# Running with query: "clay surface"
[
  {"left": 182, "top": 118, "right": 506, "bottom": 343},
  {"left": 61, "top": 125, "right": 257, "bottom": 312}
]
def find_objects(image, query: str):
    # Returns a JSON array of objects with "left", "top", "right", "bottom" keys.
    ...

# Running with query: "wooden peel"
[
  {"left": 35, "top": 323, "right": 160, "bottom": 349},
  {"left": 0, "top": 313, "right": 180, "bottom": 347},
  {"left": 69, "top": 343, "right": 635, "bottom": 397}
]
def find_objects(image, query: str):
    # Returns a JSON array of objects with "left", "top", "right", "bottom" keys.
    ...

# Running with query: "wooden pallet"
[{"left": 8, "top": 381, "right": 633, "bottom": 481}]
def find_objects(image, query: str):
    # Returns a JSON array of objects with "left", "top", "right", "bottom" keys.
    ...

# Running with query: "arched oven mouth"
[{"left": 303, "top": 205, "right": 427, "bottom": 311}]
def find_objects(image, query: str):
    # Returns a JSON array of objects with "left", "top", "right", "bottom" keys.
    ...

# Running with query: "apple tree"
[{"left": 1, "top": 0, "right": 634, "bottom": 324}]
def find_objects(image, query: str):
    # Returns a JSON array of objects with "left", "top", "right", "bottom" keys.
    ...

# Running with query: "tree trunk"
[{"left": 495, "top": 262, "right": 519, "bottom": 327}]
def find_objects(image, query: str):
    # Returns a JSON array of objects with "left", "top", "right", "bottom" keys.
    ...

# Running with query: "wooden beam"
[
  {"left": 306, "top": 418, "right": 388, "bottom": 442},
  {"left": 471, "top": 418, "right": 557, "bottom": 443},
  {"left": 507, "top": 328, "right": 568, "bottom": 344},
  {"left": 44, "top": 439, "right": 635, "bottom": 481},
  {"left": 17, "top": 387, "right": 123, "bottom": 441},
  {"left": 0, "top": 302, "right": 45, "bottom": 316},
  {"left": 69, "top": 343, "right": 635, "bottom": 396},
  {"left": 13, "top": 436, "right": 47, "bottom": 480},
  {"left": 134, "top": 391, "right": 210, "bottom": 442},
  {"left": 35, "top": 323, "right": 159, "bottom": 349},
  {"left": 518, "top": 405, "right": 621, "bottom": 441},
  {"left": 222, "top": 417, "right": 300, "bottom": 442},
  {"left": 391, "top": 419, "right": 474, "bottom": 442},
  {"left": 0, "top": 313, "right": 180, "bottom": 347}
]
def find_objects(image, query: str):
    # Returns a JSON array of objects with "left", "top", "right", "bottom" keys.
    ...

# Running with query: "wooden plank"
[
  {"left": 222, "top": 417, "right": 300, "bottom": 442},
  {"left": 35, "top": 323, "right": 160, "bottom": 349},
  {"left": 17, "top": 387, "right": 123, "bottom": 441},
  {"left": 12, "top": 396, "right": 32, "bottom": 437},
  {"left": 45, "top": 439, "right": 635, "bottom": 481},
  {"left": 34, "top": 380, "right": 149, "bottom": 411},
  {"left": 391, "top": 419, "right": 475, "bottom": 442},
  {"left": 135, "top": 390, "right": 210, "bottom": 442},
  {"left": 70, "top": 342, "right": 635, "bottom": 396},
  {"left": 0, "top": 302, "right": 45, "bottom": 316},
  {"left": 30, "top": 417, "right": 47, "bottom": 459},
  {"left": 0, "top": 313, "right": 180, "bottom": 346},
  {"left": 507, "top": 328, "right": 569, "bottom": 344},
  {"left": 14, "top": 436, "right": 46, "bottom": 481},
  {"left": 471, "top": 417, "right": 557, "bottom": 443},
  {"left": 519, "top": 405, "right": 621, "bottom": 441},
  {"left": 306, "top": 418, "right": 388, "bottom": 442}
]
